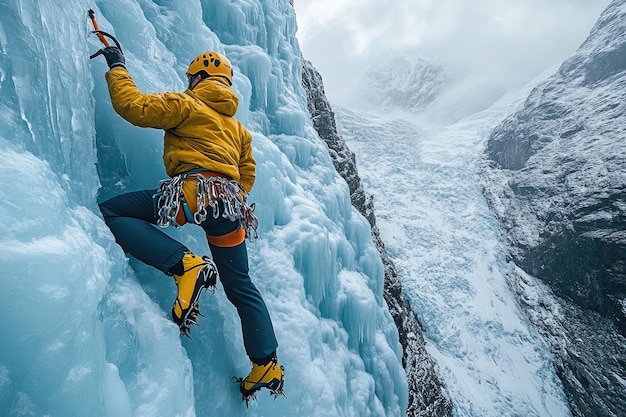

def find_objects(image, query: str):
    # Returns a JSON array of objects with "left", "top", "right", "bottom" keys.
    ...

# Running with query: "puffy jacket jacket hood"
[{"left": 188, "top": 78, "right": 239, "bottom": 117}]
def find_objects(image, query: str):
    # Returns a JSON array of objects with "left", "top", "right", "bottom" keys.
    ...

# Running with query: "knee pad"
[{"left": 206, "top": 227, "right": 245, "bottom": 248}]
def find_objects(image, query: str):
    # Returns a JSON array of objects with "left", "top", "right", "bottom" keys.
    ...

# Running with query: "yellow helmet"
[{"left": 187, "top": 51, "right": 233, "bottom": 85}]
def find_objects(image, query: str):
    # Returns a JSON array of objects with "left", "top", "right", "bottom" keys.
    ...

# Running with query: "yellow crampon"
[
  {"left": 172, "top": 253, "right": 218, "bottom": 337},
  {"left": 235, "top": 357, "right": 285, "bottom": 406}
]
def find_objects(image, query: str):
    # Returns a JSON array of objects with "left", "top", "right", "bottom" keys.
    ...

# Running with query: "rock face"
[
  {"left": 483, "top": 0, "right": 626, "bottom": 415},
  {"left": 355, "top": 54, "right": 449, "bottom": 114},
  {"left": 301, "top": 58, "right": 453, "bottom": 417}
]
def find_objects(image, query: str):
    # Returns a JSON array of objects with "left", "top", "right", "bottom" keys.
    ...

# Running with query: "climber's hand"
[{"left": 93, "top": 46, "right": 125, "bottom": 69}]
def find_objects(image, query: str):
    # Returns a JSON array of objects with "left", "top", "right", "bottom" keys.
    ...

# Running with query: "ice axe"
[{"left": 88, "top": 9, "right": 123, "bottom": 59}]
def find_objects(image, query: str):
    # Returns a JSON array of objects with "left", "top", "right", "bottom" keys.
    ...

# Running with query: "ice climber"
[{"left": 93, "top": 45, "right": 284, "bottom": 402}]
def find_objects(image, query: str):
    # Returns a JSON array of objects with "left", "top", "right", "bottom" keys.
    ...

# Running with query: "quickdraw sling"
[{"left": 154, "top": 171, "right": 259, "bottom": 241}]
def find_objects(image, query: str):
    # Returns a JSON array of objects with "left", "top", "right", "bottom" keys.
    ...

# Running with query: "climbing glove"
[{"left": 99, "top": 46, "right": 125, "bottom": 69}]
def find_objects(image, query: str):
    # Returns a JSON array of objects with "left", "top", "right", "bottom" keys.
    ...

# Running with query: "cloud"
[{"left": 294, "top": 0, "right": 611, "bottom": 108}]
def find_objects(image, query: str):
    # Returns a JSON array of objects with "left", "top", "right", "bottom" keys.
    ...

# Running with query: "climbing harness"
[
  {"left": 154, "top": 171, "right": 259, "bottom": 241},
  {"left": 87, "top": 9, "right": 123, "bottom": 59}
]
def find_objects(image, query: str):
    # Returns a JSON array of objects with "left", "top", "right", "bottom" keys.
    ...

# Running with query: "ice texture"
[{"left": 0, "top": 1, "right": 406, "bottom": 416}]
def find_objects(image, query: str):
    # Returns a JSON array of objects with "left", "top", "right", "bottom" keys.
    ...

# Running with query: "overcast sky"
[{"left": 293, "top": 0, "right": 612, "bottom": 109}]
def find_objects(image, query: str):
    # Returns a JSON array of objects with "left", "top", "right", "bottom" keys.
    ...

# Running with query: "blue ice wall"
[{"left": 0, "top": 1, "right": 407, "bottom": 416}]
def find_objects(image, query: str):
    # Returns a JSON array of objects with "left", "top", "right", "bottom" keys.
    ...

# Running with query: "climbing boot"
[
  {"left": 236, "top": 356, "right": 285, "bottom": 404},
  {"left": 172, "top": 252, "right": 218, "bottom": 336}
]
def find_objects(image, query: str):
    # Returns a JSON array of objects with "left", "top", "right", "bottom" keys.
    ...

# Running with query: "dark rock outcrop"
[{"left": 484, "top": 0, "right": 626, "bottom": 334}]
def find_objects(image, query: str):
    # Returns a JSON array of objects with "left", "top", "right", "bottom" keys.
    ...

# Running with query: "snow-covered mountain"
[
  {"left": 483, "top": 0, "right": 626, "bottom": 331},
  {"left": 354, "top": 54, "right": 449, "bottom": 114},
  {"left": 482, "top": 0, "right": 626, "bottom": 414}
]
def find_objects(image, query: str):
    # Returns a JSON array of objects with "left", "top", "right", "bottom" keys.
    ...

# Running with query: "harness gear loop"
[{"left": 154, "top": 171, "right": 259, "bottom": 241}]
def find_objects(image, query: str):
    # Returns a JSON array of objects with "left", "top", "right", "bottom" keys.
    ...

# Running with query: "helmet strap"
[{"left": 187, "top": 73, "right": 204, "bottom": 90}]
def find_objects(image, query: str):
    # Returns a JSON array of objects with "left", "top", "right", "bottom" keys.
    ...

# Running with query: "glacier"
[
  {"left": 0, "top": 1, "right": 407, "bottom": 416},
  {"left": 335, "top": 72, "right": 573, "bottom": 417}
]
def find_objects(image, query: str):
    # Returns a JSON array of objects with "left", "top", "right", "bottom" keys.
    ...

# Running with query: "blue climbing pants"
[{"left": 99, "top": 189, "right": 278, "bottom": 360}]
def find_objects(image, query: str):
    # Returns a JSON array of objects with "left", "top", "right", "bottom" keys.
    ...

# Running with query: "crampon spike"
[
  {"left": 193, "top": 306, "right": 206, "bottom": 317},
  {"left": 233, "top": 376, "right": 257, "bottom": 407},
  {"left": 173, "top": 260, "right": 217, "bottom": 338},
  {"left": 180, "top": 327, "right": 192, "bottom": 339},
  {"left": 233, "top": 366, "right": 285, "bottom": 407}
]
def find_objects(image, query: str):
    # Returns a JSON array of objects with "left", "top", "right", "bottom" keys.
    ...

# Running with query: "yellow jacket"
[{"left": 105, "top": 67, "right": 255, "bottom": 192}]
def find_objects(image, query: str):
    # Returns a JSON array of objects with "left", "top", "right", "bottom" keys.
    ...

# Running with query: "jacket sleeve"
[
  {"left": 105, "top": 67, "right": 189, "bottom": 130},
  {"left": 238, "top": 128, "right": 256, "bottom": 193}
]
